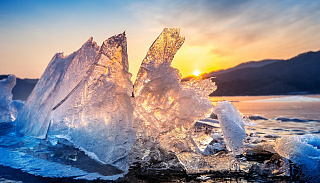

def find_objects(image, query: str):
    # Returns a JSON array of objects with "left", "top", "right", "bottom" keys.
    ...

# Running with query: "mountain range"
[
  {"left": 183, "top": 50, "right": 320, "bottom": 96},
  {"left": 0, "top": 75, "right": 38, "bottom": 101}
]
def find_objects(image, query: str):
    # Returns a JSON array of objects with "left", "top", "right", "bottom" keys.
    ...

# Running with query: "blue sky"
[{"left": 1, "top": 0, "right": 320, "bottom": 79}]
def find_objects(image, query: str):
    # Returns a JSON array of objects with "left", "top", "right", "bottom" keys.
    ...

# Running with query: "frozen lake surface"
[
  {"left": 211, "top": 95, "right": 320, "bottom": 136},
  {"left": 1, "top": 95, "right": 319, "bottom": 182},
  {"left": 211, "top": 95, "right": 320, "bottom": 119}
]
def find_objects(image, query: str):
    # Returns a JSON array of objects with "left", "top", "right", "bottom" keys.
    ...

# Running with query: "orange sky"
[{"left": 1, "top": 0, "right": 320, "bottom": 81}]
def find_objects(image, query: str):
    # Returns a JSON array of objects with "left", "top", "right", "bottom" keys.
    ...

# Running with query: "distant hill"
[
  {"left": 203, "top": 59, "right": 283, "bottom": 77},
  {"left": 183, "top": 50, "right": 320, "bottom": 96},
  {"left": 202, "top": 50, "right": 320, "bottom": 96},
  {"left": 181, "top": 59, "right": 283, "bottom": 82},
  {"left": 0, "top": 75, "right": 38, "bottom": 101}
]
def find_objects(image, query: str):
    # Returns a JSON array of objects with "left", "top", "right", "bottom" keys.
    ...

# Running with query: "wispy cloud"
[
  {"left": 131, "top": 0, "right": 320, "bottom": 54},
  {"left": 128, "top": 0, "right": 320, "bottom": 75}
]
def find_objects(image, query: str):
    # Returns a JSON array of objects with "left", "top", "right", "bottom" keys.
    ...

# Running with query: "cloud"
[
  {"left": 210, "top": 48, "right": 229, "bottom": 58},
  {"left": 130, "top": 0, "right": 320, "bottom": 52},
  {"left": 128, "top": 0, "right": 320, "bottom": 75}
]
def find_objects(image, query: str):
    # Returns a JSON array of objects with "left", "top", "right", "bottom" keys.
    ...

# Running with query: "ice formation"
[
  {"left": 214, "top": 101, "right": 246, "bottom": 155},
  {"left": 15, "top": 28, "right": 217, "bottom": 175},
  {"left": 0, "top": 75, "right": 17, "bottom": 122},
  {"left": 274, "top": 134, "right": 320, "bottom": 181},
  {"left": 131, "top": 28, "right": 216, "bottom": 171},
  {"left": 16, "top": 33, "right": 135, "bottom": 172},
  {"left": 12, "top": 28, "right": 227, "bottom": 177}
]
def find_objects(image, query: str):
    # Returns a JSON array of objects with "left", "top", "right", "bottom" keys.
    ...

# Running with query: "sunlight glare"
[{"left": 193, "top": 70, "right": 200, "bottom": 76}]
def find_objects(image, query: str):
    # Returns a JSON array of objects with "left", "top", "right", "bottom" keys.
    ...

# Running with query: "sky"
[{"left": 1, "top": 0, "right": 320, "bottom": 80}]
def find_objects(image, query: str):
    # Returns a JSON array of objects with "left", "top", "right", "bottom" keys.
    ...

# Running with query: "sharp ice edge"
[{"left": 0, "top": 147, "right": 123, "bottom": 180}]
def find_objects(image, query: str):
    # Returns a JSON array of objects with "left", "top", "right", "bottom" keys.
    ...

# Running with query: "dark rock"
[
  {"left": 264, "top": 134, "right": 281, "bottom": 138},
  {"left": 249, "top": 115, "right": 268, "bottom": 120},
  {"left": 209, "top": 112, "right": 218, "bottom": 119},
  {"left": 275, "top": 117, "right": 308, "bottom": 122}
]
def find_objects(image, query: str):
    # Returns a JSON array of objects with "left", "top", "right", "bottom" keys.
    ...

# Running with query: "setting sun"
[{"left": 193, "top": 70, "right": 200, "bottom": 76}]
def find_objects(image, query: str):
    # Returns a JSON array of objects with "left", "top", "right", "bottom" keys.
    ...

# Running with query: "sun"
[{"left": 193, "top": 70, "right": 200, "bottom": 76}]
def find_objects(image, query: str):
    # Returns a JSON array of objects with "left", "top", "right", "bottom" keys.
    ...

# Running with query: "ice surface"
[
  {"left": 131, "top": 28, "right": 216, "bottom": 170},
  {"left": 16, "top": 33, "right": 135, "bottom": 172},
  {"left": 214, "top": 101, "right": 246, "bottom": 155},
  {"left": 0, "top": 75, "right": 16, "bottom": 122},
  {"left": 246, "top": 96, "right": 320, "bottom": 102},
  {"left": 0, "top": 146, "right": 91, "bottom": 178},
  {"left": 274, "top": 134, "right": 320, "bottom": 181},
  {"left": 0, "top": 147, "right": 124, "bottom": 181},
  {"left": 0, "top": 121, "right": 126, "bottom": 180}
]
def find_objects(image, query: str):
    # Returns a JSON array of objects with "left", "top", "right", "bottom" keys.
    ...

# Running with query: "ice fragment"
[
  {"left": 214, "top": 101, "right": 246, "bottom": 155},
  {"left": 0, "top": 75, "right": 16, "bottom": 122}
]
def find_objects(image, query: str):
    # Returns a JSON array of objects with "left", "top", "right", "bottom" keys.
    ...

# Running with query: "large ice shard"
[
  {"left": 16, "top": 33, "right": 135, "bottom": 172},
  {"left": 16, "top": 37, "right": 100, "bottom": 138},
  {"left": 131, "top": 28, "right": 216, "bottom": 171},
  {"left": 0, "top": 75, "right": 16, "bottom": 122},
  {"left": 48, "top": 32, "right": 135, "bottom": 171},
  {"left": 214, "top": 101, "right": 246, "bottom": 155}
]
